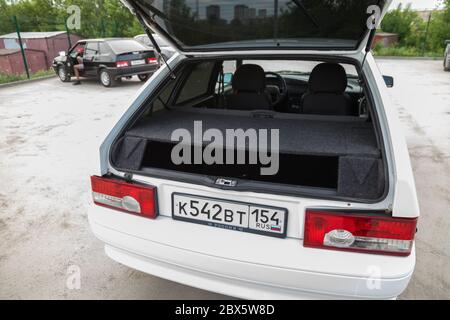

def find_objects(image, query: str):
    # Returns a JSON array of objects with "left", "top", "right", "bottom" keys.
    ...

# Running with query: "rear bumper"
[
  {"left": 107, "top": 64, "right": 159, "bottom": 78},
  {"left": 88, "top": 205, "right": 415, "bottom": 300}
]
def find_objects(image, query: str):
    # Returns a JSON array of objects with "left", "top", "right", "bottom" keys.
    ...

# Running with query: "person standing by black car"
[{"left": 73, "top": 47, "right": 84, "bottom": 85}]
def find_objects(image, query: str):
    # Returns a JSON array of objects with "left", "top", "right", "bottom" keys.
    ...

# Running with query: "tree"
[
  {"left": 381, "top": 3, "right": 424, "bottom": 47},
  {"left": 0, "top": 0, "right": 144, "bottom": 38},
  {"left": 426, "top": 0, "right": 450, "bottom": 52}
]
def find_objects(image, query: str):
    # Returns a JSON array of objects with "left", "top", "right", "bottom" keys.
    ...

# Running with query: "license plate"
[
  {"left": 172, "top": 193, "right": 288, "bottom": 238},
  {"left": 131, "top": 59, "right": 145, "bottom": 65}
]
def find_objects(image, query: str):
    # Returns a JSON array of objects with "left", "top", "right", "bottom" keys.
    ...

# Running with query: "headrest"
[
  {"left": 232, "top": 64, "right": 266, "bottom": 93},
  {"left": 308, "top": 63, "right": 348, "bottom": 93}
]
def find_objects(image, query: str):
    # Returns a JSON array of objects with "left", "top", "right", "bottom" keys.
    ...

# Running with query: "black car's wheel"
[
  {"left": 444, "top": 54, "right": 450, "bottom": 71},
  {"left": 99, "top": 69, "right": 117, "bottom": 87},
  {"left": 58, "top": 66, "right": 71, "bottom": 82},
  {"left": 138, "top": 74, "right": 150, "bottom": 82}
]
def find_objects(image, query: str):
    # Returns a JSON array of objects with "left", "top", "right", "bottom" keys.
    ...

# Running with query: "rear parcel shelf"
[{"left": 111, "top": 108, "right": 385, "bottom": 200}]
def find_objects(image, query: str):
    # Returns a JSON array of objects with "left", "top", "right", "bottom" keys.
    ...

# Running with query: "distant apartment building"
[
  {"left": 234, "top": 4, "right": 260, "bottom": 22},
  {"left": 258, "top": 9, "right": 267, "bottom": 19},
  {"left": 206, "top": 5, "right": 221, "bottom": 20},
  {"left": 248, "top": 8, "right": 256, "bottom": 19},
  {"left": 234, "top": 4, "right": 249, "bottom": 21}
]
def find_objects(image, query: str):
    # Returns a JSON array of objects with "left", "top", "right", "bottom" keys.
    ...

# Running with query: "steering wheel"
[{"left": 264, "top": 72, "right": 288, "bottom": 108}]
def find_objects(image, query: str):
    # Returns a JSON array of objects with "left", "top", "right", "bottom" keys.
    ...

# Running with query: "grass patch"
[
  {"left": 373, "top": 44, "right": 443, "bottom": 58},
  {"left": 0, "top": 69, "right": 55, "bottom": 85}
]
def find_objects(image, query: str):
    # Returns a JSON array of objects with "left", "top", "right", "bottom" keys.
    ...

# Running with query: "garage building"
[
  {"left": 0, "top": 31, "right": 82, "bottom": 69},
  {"left": 0, "top": 48, "right": 47, "bottom": 75}
]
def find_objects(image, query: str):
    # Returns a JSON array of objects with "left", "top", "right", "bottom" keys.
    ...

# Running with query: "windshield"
[
  {"left": 133, "top": 0, "right": 386, "bottom": 51},
  {"left": 107, "top": 39, "right": 148, "bottom": 53},
  {"left": 222, "top": 59, "right": 358, "bottom": 77}
]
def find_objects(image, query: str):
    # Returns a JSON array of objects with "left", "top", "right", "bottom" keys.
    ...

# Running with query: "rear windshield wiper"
[{"left": 292, "top": 0, "right": 319, "bottom": 28}]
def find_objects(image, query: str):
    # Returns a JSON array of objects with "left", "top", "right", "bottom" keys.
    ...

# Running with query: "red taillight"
[
  {"left": 304, "top": 210, "right": 417, "bottom": 256},
  {"left": 116, "top": 61, "right": 129, "bottom": 68},
  {"left": 90, "top": 176, "right": 157, "bottom": 219},
  {"left": 147, "top": 57, "right": 157, "bottom": 64}
]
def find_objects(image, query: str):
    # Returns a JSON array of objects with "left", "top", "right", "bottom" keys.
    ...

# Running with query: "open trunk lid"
[{"left": 121, "top": 0, "right": 391, "bottom": 54}]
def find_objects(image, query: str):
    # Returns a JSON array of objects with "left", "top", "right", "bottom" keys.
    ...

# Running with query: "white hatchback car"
[{"left": 88, "top": 0, "right": 419, "bottom": 299}]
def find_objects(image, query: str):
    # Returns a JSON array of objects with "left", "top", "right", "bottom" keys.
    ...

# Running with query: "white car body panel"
[
  {"left": 90, "top": 47, "right": 419, "bottom": 298},
  {"left": 89, "top": 205, "right": 414, "bottom": 300},
  {"left": 365, "top": 54, "right": 419, "bottom": 218}
]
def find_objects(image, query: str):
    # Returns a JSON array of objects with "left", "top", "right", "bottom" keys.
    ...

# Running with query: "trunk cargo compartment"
[{"left": 111, "top": 108, "right": 385, "bottom": 200}]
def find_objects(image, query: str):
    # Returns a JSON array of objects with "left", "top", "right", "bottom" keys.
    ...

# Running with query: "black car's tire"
[
  {"left": 58, "top": 66, "right": 71, "bottom": 82},
  {"left": 99, "top": 69, "right": 117, "bottom": 87},
  {"left": 138, "top": 74, "right": 150, "bottom": 82},
  {"left": 444, "top": 54, "right": 450, "bottom": 71}
]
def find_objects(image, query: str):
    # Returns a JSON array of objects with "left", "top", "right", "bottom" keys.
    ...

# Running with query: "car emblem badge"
[{"left": 215, "top": 178, "right": 237, "bottom": 187}]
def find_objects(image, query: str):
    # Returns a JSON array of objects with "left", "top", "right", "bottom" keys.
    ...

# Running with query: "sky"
[{"left": 390, "top": 0, "right": 443, "bottom": 10}]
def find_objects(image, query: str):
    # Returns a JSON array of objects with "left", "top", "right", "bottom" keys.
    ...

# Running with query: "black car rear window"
[{"left": 107, "top": 40, "right": 148, "bottom": 53}]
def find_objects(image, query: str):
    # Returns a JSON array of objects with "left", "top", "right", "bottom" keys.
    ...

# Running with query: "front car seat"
[
  {"left": 226, "top": 64, "right": 272, "bottom": 110},
  {"left": 301, "top": 63, "right": 353, "bottom": 115}
]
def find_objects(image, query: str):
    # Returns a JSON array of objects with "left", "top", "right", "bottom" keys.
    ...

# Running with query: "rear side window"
[
  {"left": 176, "top": 61, "right": 215, "bottom": 104},
  {"left": 84, "top": 42, "right": 98, "bottom": 59},
  {"left": 99, "top": 42, "right": 111, "bottom": 55},
  {"left": 137, "top": 36, "right": 151, "bottom": 46},
  {"left": 152, "top": 80, "right": 177, "bottom": 112},
  {"left": 108, "top": 40, "right": 147, "bottom": 53},
  {"left": 69, "top": 42, "right": 85, "bottom": 58}
]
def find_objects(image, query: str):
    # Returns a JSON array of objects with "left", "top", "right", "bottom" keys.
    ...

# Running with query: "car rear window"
[
  {"left": 135, "top": 0, "right": 386, "bottom": 51},
  {"left": 107, "top": 40, "right": 148, "bottom": 53}
]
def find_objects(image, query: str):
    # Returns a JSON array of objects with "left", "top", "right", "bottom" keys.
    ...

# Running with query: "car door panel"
[{"left": 83, "top": 42, "right": 99, "bottom": 76}]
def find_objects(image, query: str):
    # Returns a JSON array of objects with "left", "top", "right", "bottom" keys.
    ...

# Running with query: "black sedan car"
[
  {"left": 52, "top": 38, "right": 159, "bottom": 87},
  {"left": 134, "top": 33, "right": 176, "bottom": 63}
]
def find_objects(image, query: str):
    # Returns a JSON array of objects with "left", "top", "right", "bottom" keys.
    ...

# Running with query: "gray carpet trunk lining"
[
  {"left": 125, "top": 108, "right": 380, "bottom": 157},
  {"left": 113, "top": 108, "right": 384, "bottom": 200}
]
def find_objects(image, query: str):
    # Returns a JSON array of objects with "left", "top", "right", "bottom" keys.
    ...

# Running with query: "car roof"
[{"left": 76, "top": 38, "right": 135, "bottom": 43}]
